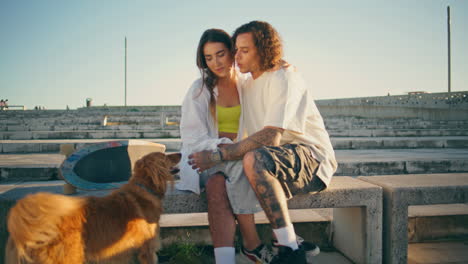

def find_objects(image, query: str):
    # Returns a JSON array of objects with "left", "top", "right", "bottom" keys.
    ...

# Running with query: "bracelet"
[{"left": 210, "top": 148, "right": 223, "bottom": 163}]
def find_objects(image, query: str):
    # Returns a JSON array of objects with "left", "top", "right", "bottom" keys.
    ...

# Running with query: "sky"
[{"left": 0, "top": 0, "right": 467, "bottom": 110}]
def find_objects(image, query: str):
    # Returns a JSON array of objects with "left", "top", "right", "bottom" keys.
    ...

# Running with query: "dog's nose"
[{"left": 170, "top": 167, "right": 180, "bottom": 174}]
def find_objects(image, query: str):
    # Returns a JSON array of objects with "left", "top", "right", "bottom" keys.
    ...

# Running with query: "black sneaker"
[
  {"left": 271, "top": 244, "right": 307, "bottom": 264},
  {"left": 272, "top": 236, "right": 320, "bottom": 257},
  {"left": 240, "top": 244, "right": 275, "bottom": 263}
]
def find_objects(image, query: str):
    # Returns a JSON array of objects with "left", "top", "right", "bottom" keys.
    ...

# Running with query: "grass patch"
[{"left": 158, "top": 242, "right": 214, "bottom": 264}]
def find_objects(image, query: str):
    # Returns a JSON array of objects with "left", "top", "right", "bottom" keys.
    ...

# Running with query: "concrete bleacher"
[
  {"left": 360, "top": 173, "right": 468, "bottom": 264},
  {"left": 1, "top": 93, "right": 468, "bottom": 263}
]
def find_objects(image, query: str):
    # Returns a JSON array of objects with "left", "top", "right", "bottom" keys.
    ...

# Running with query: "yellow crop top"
[{"left": 216, "top": 104, "right": 241, "bottom": 133}]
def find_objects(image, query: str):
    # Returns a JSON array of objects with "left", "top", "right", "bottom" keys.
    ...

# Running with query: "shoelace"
[
  {"left": 296, "top": 235, "right": 305, "bottom": 244},
  {"left": 258, "top": 246, "right": 275, "bottom": 263}
]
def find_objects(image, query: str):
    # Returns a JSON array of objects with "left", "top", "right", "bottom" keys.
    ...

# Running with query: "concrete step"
[
  {"left": 2, "top": 137, "right": 468, "bottom": 153},
  {"left": 335, "top": 148, "right": 468, "bottom": 176},
  {"left": 6, "top": 125, "right": 468, "bottom": 132},
  {"left": 332, "top": 136, "right": 468, "bottom": 149},
  {"left": 3, "top": 111, "right": 468, "bottom": 124},
  {"left": 0, "top": 124, "right": 166, "bottom": 132},
  {"left": 330, "top": 129, "right": 468, "bottom": 137},
  {"left": 0, "top": 129, "right": 180, "bottom": 140},
  {"left": 1, "top": 129, "right": 468, "bottom": 140},
  {"left": 3, "top": 122, "right": 468, "bottom": 132},
  {"left": 1, "top": 149, "right": 467, "bottom": 181},
  {"left": 0, "top": 139, "right": 182, "bottom": 153}
]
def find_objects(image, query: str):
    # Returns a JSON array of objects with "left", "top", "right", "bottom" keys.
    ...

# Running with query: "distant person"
[
  {"left": 0, "top": 100, "right": 4, "bottom": 110},
  {"left": 4, "top": 99, "right": 8, "bottom": 110}
]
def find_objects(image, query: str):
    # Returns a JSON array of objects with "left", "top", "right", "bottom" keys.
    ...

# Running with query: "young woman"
[{"left": 177, "top": 29, "right": 273, "bottom": 264}]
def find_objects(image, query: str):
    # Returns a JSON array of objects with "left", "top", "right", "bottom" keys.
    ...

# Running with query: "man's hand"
[{"left": 188, "top": 149, "right": 222, "bottom": 173}]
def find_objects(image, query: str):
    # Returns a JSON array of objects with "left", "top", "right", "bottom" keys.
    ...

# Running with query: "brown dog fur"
[{"left": 5, "top": 152, "right": 181, "bottom": 264}]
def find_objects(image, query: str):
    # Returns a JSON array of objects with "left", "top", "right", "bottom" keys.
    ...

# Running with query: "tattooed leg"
[{"left": 243, "top": 150, "right": 291, "bottom": 229}]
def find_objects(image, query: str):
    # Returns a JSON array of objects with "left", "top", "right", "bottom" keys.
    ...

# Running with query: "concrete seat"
[
  {"left": 359, "top": 173, "right": 468, "bottom": 264},
  {"left": 0, "top": 176, "right": 383, "bottom": 264}
]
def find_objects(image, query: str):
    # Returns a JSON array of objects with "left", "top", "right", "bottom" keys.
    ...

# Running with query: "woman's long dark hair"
[{"left": 196, "top": 29, "right": 234, "bottom": 121}]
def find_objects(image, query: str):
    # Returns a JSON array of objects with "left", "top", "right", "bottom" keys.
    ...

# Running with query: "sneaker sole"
[
  {"left": 273, "top": 244, "right": 321, "bottom": 257},
  {"left": 306, "top": 246, "right": 320, "bottom": 257},
  {"left": 240, "top": 250, "right": 263, "bottom": 264}
]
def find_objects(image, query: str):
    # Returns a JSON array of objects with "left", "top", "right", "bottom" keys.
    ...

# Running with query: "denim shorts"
[{"left": 200, "top": 160, "right": 262, "bottom": 214}]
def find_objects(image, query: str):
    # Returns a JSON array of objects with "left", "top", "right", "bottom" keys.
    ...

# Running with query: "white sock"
[
  {"left": 214, "top": 247, "right": 235, "bottom": 264},
  {"left": 273, "top": 223, "right": 299, "bottom": 250}
]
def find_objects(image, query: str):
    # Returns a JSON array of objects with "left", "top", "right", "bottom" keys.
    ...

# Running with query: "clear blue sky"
[{"left": 1, "top": 0, "right": 467, "bottom": 109}]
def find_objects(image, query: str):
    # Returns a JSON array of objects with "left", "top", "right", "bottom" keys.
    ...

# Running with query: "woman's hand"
[{"left": 188, "top": 150, "right": 221, "bottom": 173}]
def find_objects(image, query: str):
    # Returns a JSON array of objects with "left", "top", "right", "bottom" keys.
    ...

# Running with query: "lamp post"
[
  {"left": 125, "top": 37, "right": 127, "bottom": 106},
  {"left": 447, "top": 6, "right": 451, "bottom": 93}
]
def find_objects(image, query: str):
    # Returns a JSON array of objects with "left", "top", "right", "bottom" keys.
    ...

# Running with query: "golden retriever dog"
[{"left": 5, "top": 152, "right": 181, "bottom": 264}]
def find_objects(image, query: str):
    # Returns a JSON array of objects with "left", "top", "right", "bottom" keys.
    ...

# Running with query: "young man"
[{"left": 190, "top": 21, "right": 337, "bottom": 263}]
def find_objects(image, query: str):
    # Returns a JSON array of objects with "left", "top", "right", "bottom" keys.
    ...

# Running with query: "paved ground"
[
  {"left": 408, "top": 241, "right": 468, "bottom": 264},
  {"left": 236, "top": 250, "right": 353, "bottom": 264},
  {"left": 230, "top": 241, "right": 468, "bottom": 264}
]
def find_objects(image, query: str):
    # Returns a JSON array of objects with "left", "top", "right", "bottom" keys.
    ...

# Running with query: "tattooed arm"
[
  {"left": 188, "top": 127, "right": 284, "bottom": 171},
  {"left": 220, "top": 126, "right": 283, "bottom": 160}
]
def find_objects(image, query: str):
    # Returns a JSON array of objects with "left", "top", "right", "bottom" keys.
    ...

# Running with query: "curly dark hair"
[{"left": 232, "top": 21, "right": 283, "bottom": 71}]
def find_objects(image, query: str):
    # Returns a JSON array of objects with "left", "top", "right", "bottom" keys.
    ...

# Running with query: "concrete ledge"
[
  {"left": 2, "top": 129, "right": 468, "bottom": 140},
  {"left": 0, "top": 130, "right": 181, "bottom": 140},
  {"left": 2, "top": 159, "right": 468, "bottom": 182},
  {"left": 359, "top": 173, "right": 468, "bottom": 264},
  {"left": 2, "top": 149, "right": 468, "bottom": 181},
  {"left": 0, "top": 177, "right": 382, "bottom": 264},
  {"left": 2, "top": 137, "right": 468, "bottom": 153}
]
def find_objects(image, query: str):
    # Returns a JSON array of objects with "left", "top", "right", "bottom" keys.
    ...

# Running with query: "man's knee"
[
  {"left": 242, "top": 151, "right": 256, "bottom": 172},
  {"left": 243, "top": 150, "right": 274, "bottom": 179}
]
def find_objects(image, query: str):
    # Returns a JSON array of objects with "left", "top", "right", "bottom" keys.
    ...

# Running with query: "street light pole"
[
  {"left": 447, "top": 6, "right": 451, "bottom": 93},
  {"left": 125, "top": 37, "right": 127, "bottom": 106}
]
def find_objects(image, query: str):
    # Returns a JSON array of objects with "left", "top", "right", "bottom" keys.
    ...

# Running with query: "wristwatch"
[{"left": 210, "top": 148, "right": 223, "bottom": 163}]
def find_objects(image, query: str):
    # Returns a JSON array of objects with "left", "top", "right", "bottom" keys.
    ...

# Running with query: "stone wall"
[
  {"left": 3, "top": 91, "right": 467, "bottom": 121},
  {"left": 316, "top": 91, "right": 468, "bottom": 120},
  {"left": 316, "top": 91, "right": 468, "bottom": 109}
]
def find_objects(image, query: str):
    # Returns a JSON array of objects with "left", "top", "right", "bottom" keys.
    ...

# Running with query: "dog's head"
[{"left": 132, "top": 152, "right": 181, "bottom": 196}]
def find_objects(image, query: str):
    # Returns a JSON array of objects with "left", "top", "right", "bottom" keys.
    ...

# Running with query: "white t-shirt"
[{"left": 240, "top": 67, "right": 337, "bottom": 186}]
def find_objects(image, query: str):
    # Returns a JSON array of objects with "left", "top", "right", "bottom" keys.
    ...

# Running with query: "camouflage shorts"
[{"left": 255, "top": 143, "right": 325, "bottom": 199}]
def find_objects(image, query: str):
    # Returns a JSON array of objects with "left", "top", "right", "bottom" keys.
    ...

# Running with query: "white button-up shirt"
[{"left": 177, "top": 77, "right": 244, "bottom": 194}]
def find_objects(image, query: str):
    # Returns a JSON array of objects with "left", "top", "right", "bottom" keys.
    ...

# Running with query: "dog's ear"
[
  {"left": 166, "top": 153, "right": 181, "bottom": 166},
  {"left": 134, "top": 152, "right": 171, "bottom": 195}
]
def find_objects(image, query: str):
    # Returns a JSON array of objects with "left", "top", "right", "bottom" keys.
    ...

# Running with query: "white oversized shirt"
[
  {"left": 177, "top": 77, "right": 243, "bottom": 194},
  {"left": 240, "top": 67, "right": 337, "bottom": 186}
]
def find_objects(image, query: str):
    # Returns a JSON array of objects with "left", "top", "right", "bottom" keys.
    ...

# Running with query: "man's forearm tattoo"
[{"left": 221, "top": 128, "right": 283, "bottom": 161}]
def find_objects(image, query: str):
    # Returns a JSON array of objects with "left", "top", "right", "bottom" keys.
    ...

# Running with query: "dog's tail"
[{"left": 7, "top": 192, "right": 84, "bottom": 262}]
